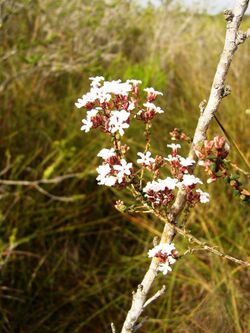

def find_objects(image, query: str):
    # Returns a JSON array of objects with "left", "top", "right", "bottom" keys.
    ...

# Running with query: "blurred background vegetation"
[{"left": 0, "top": 0, "right": 250, "bottom": 332}]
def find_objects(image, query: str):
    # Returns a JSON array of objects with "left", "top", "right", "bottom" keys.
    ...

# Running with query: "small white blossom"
[
  {"left": 96, "top": 164, "right": 117, "bottom": 186},
  {"left": 97, "top": 148, "right": 116, "bottom": 160},
  {"left": 137, "top": 151, "right": 155, "bottom": 166},
  {"left": 81, "top": 118, "right": 93, "bottom": 132},
  {"left": 89, "top": 76, "right": 105, "bottom": 88},
  {"left": 143, "top": 102, "right": 164, "bottom": 114},
  {"left": 158, "top": 262, "right": 172, "bottom": 275},
  {"left": 103, "top": 80, "right": 132, "bottom": 96},
  {"left": 148, "top": 243, "right": 177, "bottom": 276},
  {"left": 143, "top": 180, "right": 163, "bottom": 193},
  {"left": 196, "top": 189, "right": 210, "bottom": 203},
  {"left": 96, "top": 164, "right": 111, "bottom": 177},
  {"left": 181, "top": 174, "right": 203, "bottom": 186},
  {"left": 86, "top": 108, "right": 99, "bottom": 118},
  {"left": 128, "top": 101, "right": 136, "bottom": 111},
  {"left": 161, "top": 177, "right": 179, "bottom": 190},
  {"left": 80, "top": 109, "right": 100, "bottom": 132},
  {"left": 108, "top": 110, "right": 130, "bottom": 136},
  {"left": 148, "top": 243, "right": 176, "bottom": 258},
  {"left": 75, "top": 91, "right": 98, "bottom": 108},
  {"left": 164, "top": 154, "right": 179, "bottom": 162},
  {"left": 167, "top": 143, "right": 181, "bottom": 150},
  {"left": 126, "top": 79, "right": 142, "bottom": 85},
  {"left": 143, "top": 177, "right": 178, "bottom": 193},
  {"left": 97, "top": 175, "right": 117, "bottom": 186},
  {"left": 179, "top": 156, "right": 195, "bottom": 167},
  {"left": 144, "top": 87, "right": 163, "bottom": 96},
  {"left": 113, "top": 159, "right": 133, "bottom": 183}
]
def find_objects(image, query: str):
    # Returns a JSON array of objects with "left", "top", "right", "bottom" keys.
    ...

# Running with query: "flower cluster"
[
  {"left": 76, "top": 77, "right": 211, "bottom": 206},
  {"left": 142, "top": 144, "right": 210, "bottom": 207},
  {"left": 96, "top": 148, "right": 133, "bottom": 187},
  {"left": 165, "top": 143, "right": 195, "bottom": 178},
  {"left": 76, "top": 77, "right": 165, "bottom": 137},
  {"left": 143, "top": 177, "right": 178, "bottom": 206},
  {"left": 194, "top": 136, "right": 229, "bottom": 183},
  {"left": 148, "top": 243, "right": 178, "bottom": 275}
]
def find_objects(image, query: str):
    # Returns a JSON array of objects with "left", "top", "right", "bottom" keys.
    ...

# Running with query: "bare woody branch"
[{"left": 120, "top": 1, "right": 250, "bottom": 332}]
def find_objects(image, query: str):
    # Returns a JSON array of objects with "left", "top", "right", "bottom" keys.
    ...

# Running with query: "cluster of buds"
[
  {"left": 169, "top": 128, "right": 191, "bottom": 143},
  {"left": 194, "top": 136, "right": 230, "bottom": 183},
  {"left": 148, "top": 243, "right": 178, "bottom": 275},
  {"left": 224, "top": 174, "right": 250, "bottom": 204}
]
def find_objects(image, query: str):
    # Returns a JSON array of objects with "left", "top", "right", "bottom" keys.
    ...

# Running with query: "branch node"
[
  {"left": 199, "top": 99, "right": 207, "bottom": 114},
  {"left": 221, "top": 84, "right": 231, "bottom": 98},
  {"left": 143, "top": 285, "right": 166, "bottom": 309},
  {"left": 224, "top": 9, "right": 234, "bottom": 22}
]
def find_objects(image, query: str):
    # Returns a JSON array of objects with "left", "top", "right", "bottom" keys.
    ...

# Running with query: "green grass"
[{"left": 0, "top": 1, "right": 250, "bottom": 332}]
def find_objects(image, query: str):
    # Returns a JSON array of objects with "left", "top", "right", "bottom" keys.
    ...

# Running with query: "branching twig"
[
  {"left": 143, "top": 285, "right": 166, "bottom": 309},
  {"left": 0, "top": 173, "right": 85, "bottom": 202},
  {"left": 111, "top": 322, "right": 116, "bottom": 333},
  {"left": 120, "top": 2, "right": 250, "bottom": 332}
]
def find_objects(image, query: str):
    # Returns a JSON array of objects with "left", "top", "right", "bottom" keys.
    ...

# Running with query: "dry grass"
[{"left": 0, "top": 1, "right": 249, "bottom": 332}]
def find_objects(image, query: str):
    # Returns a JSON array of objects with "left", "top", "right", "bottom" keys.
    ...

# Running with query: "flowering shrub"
[{"left": 75, "top": 77, "right": 232, "bottom": 275}]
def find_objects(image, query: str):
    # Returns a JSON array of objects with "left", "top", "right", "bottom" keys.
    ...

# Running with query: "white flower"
[
  {"left": 164, "top": 154, "right": 179, "bottom": 162},
  {"left": 80, "top": 108, "right": 100, "bottom": 132},
  {"left": 143, "top": 180, "right": 161, "bottom": 193},
  {"left": 97, "top": 148, "right": 116, "bottom": 160},
  {"left": 126, "top": 79, "right": 142, "bottom": 85},
  {"left": 102, "top": 175, "right": 117, "bottom": 186},
  {"left": 86, "top": 108, "right": 99, "bottom": 118},
  {"left": 148, "top": 243, "right": 177, "bottom": 275},
  {"left": 158, "top": 262, "right": 172, "bottom": 275},
  {"left": 168, "top": 256, "right": 177, "bottom": 265},
  {"left": 143, "top": 177, "right": 178, "bottom": 193},
  {"left": 108, "top": 110, "right": 130, "bottom": 136},
  {"left": 89, "top": 76, "right": 105, "bottom": 87},
  {"left": 96, "top": 164, "right": 117, "bottom": 186},
  {"left": 103, "top": 80, "right": 132, "bottom": 96},
  {"left": 137, "top": 151, "right": 155, "bottom": 166},
  {"left": 128, "top": 101, "right": 136, "bottom": 111},
  {"left": 81, "top": 118, "right": 93, "bottom": 132},
  {"left": 181, "top": 174, "right": 203, "bottom": 186},
  {"left": 167, "top": 143, "right": 181, "bottom": 150},
  {"left": 161, "top": 177, "right": 179, "bottom": 190},
  {"left": 113, "top": 159, "right": 133, "bottom": 183},
  {"left": 96, "top": 164, "right": 111, "bottom": 177},
  {"left": 143, "top": 102, "right": 164, "bottom": 114},
  {"left": 196, "top": 189, "right": 210, "bottom": 203},
  {"left": 97, "top": 175, "right": 117, "bottom": 186},
  {"left": 75, "top": 91, "right": 98, "bottom": 108},
  {"left": 179, "top": 156, "right": 195, "bottom": 167},
  {"left": 144, "top": 87, "right": 163, "bottom": 96},
  {"left": 148, "top": 243, "right": 176, "bottom": 258}
]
